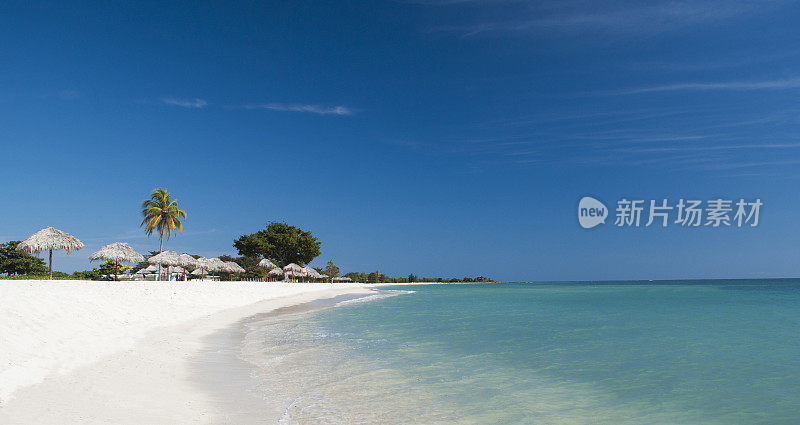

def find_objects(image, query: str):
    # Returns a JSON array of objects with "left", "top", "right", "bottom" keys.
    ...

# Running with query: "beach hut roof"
[
  {"left": 257, "top": 259, "right": 278, "bottom": 270},
  {"left": 268, "top": 268, "right": 284, "bottom": 275},
  {"left": 88, "top": 242, "right": 144, "bottom": 264},
  {"left": 16, "top": 227, "right": 84, "bottom": 255},
  {"left": 148, "top": 250, "right": 181, "bottom": 266}
]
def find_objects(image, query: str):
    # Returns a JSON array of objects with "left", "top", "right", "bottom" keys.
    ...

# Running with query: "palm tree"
[{"left": 141, "top": 189, "right": 187, "bottom": 278}]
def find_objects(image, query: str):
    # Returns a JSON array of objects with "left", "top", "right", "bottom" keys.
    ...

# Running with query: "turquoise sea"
[{"left": 240, "top": 281, "right": 800, "bottom": 424}]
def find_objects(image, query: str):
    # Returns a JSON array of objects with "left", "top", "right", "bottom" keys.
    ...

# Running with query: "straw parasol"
[
  {"left": 288, "top": 269, "right": 307, "bottom": 281},
  {"left": 283, "top": 263, "right": 303, "bottom": 282},
  {"left": 192, "top": 257, "right": 209, "bottom": 278},
  {"left": 302, "top": 266, "right": 323, "bottom": 281},
  {"left": 148, "top": 250, "right": 181, "bottom": 280},
  {"left": 206, "top": 258, "right": 228, "bottom": 274},
  {"left": 148, "top": 250, "right": 181, "bottom": 266},
  {"left": 283, "top": 263, "right": 302, "bottom": 272},
  {"left": 88, "top": 242, "right": 145, "bottom": 281},
  {"left": 134, "top": 264, "right": 158, "bottom": 280},
  {"left": 257, "top": 259, "right": 278, "bottom": 270},
  {"left": 268, "top": 268, "right": 284, "bottom": 276},
  {"left": 16, "top": 227, "right": 85, "bottom": 280},
  {"left": 284, "top": 263, "right": 302, "bottom": 278},
  {"left": 225, "top": 261, "right": 245, "bottom": 274},
  {"left": 177, "top": 254, "right": 199, "bottom": 269}
]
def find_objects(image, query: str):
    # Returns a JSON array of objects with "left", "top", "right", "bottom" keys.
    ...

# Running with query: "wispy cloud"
[
  {"left": 241, "top": 103, "right": 354, "bottom": 115},
  {"left": 604, "top": 77, "right": 800, "bottom": 95},
  {"left": 161, "top": 97, "right": 208, "bottom": 108},
  {"left": 707, "top": 160, "right": 800, "bottom": 170},
  {"left": 40, "top": 90, "right": 81, "bottom": 100},
  {"left": 155, "top": 97, "right": 355, "bottom": 116},
  {"left": 427, "top": 0, "right": 786, "bottom": 36},
  {"left": 614, "top": 142, "right": 800, "bottom": 154}
]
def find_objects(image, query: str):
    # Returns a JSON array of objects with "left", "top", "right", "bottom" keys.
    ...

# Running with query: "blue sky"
[{"left": 2, "top": 0, "right": 800, "bottom": 281}]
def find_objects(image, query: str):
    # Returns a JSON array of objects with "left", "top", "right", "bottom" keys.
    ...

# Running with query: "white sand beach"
[{"left": 0, "top": 280, "right": 373, "bottom": 424}]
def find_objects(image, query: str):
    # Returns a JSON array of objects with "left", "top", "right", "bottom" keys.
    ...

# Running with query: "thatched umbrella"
[
  {"left": 16, "top": 227, "right": 85, "bottom": 280},
  {"left": 225, "top": 261, "right": 245, "bottom": 274},
  {"left": 192, "top": 257, "right": 209, "bottom": 279},
  {"left": 205, "top": 258, "right": 228, "bottom": 278},
  {"left": 177, "top": 254, "right": 198, "bottom": 269},
  {"left": 134, "top": 264, "right": 159, "bottom": 280},
  {"left": 302, "top": 266, "right": 322, "bottom": 281},
  {"left": 148, "top": 250, "right": 181, "bottom": 280},
  {"left": 283, "top": 263, "right": 303, "bottom": 282},
  {"left": 268, "top": 268, "right": 284, "bottom": 281},
  {"left": 288, "top": 269, "right": 307, "bottom": 282},
  {"left": 175, "top": 254, "right": 198, "bottom": 280},
  {"left": 283, "top": 263, "right": 302, "bottom": 272},
  {"left": 88, "top": 242, "right": 145, "bottom": 281},
  {"left": 258, "top": 258, "right": 278, "bottom": 270}
]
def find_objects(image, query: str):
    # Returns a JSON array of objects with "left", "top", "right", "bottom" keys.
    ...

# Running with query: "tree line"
[
  {"left": 2, "top": 218, "right": 492, "bottom": 283},
  {"left": 342, "top": 271, "right": 493, "bottom": 284}
]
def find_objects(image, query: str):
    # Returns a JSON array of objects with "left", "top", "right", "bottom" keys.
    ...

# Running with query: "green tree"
[
  {"left": 366, "top": 270, "right": 379, "bottom": 283},
  {"left": 344, "top": 272, "right": 365, "bottom": 282},
  {"left": 408, "top": 273, "right": 417, "bottom": 283},
  {"left": 99, "top": 261, "right": 131, "bottom": 277},
  {"left": 233, "top": 222, "right": 321, "bottom": 266},
  {"left": 141, "top": 188, "right": 188, "bottom": 255},
  {"left": 324, "top": 260, "right": 340, "bottom": 278},
  {"left": 72, "top": 269, "right": 101, "bottom": 280},
  {"left": 0, "top": 241, "right": 47, "bottom": 276}
]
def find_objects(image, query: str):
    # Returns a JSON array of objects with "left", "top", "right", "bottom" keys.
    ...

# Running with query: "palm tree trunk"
[
  {"left": 158, "top": 233, "right": 164, "bottom": 281},
  {"left": 49, "top": 249, "right": 53, "bottom": 280}
]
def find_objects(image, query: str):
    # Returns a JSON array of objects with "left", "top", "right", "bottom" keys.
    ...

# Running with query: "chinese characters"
[{"left": 614, "top": 198, "right": 761, "bottom": 228}]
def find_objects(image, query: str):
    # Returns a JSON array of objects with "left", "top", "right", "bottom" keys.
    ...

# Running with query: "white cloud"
[
  {"left": 605, "top": 77, "right": 800, "bottom": 95},
  {"left": 242, "top": 103, "right": 354, "bottom": 115},
  {"left": 429, "top": 0, "right": 787, "bottom": 36},
  {"left": 161, "top": 97, "right": 208, "bottom": 108}
]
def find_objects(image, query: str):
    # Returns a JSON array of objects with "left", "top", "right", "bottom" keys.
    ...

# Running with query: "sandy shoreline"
[{"left": 0, "top": 280, "right": 375, "bottom": 424}]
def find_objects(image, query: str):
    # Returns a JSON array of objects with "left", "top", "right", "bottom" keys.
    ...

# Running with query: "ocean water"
[{"left": 238, "top": 281, "right": 800, "bottom": 424}]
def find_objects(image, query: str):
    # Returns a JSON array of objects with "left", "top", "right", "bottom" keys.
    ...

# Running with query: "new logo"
[{"left": 578, "top": 196, "right": 608, "bottom": 229}]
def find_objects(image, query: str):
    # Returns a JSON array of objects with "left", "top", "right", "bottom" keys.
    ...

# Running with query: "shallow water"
[{"left": 237, "top": 281, "right": 800, "bottom": 424}]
